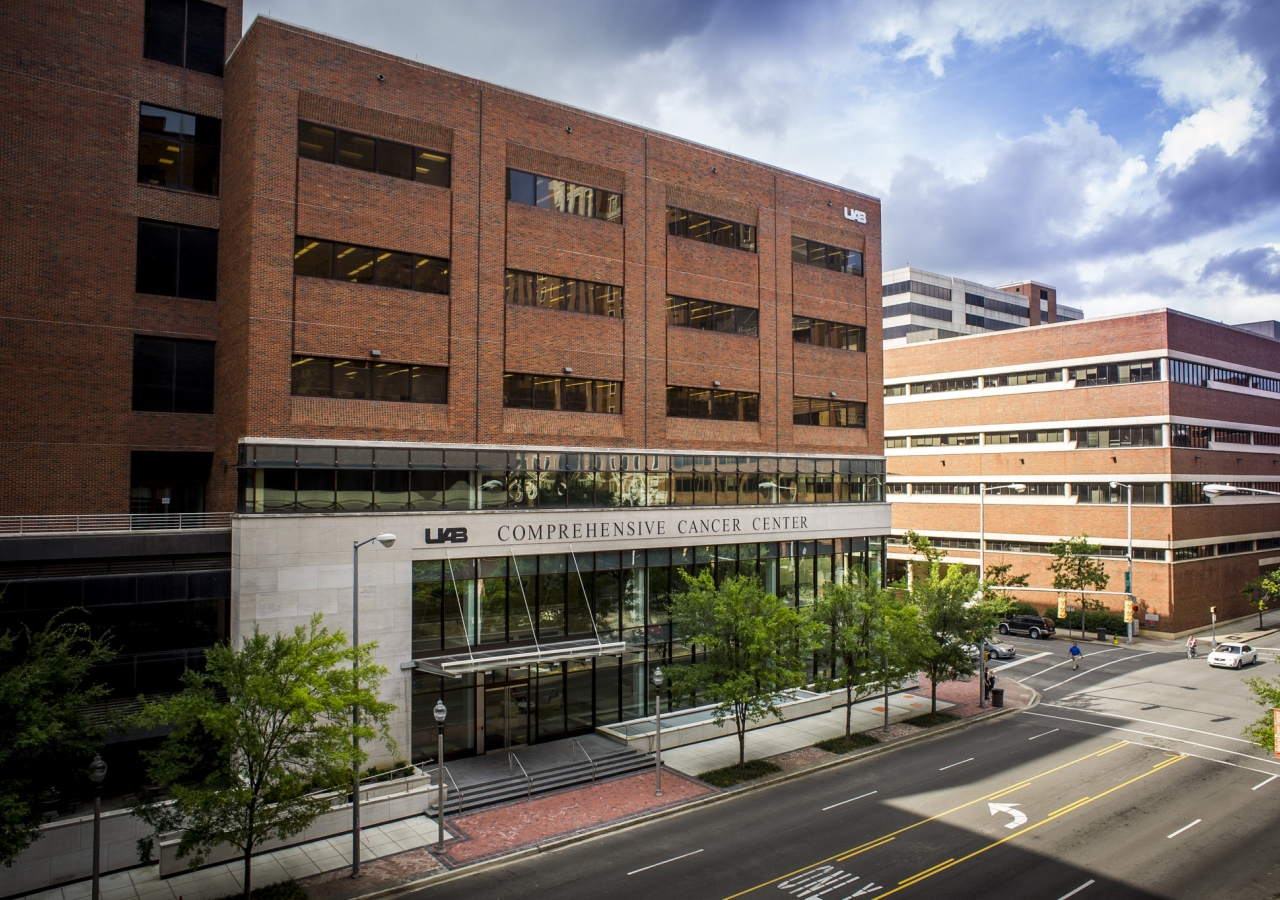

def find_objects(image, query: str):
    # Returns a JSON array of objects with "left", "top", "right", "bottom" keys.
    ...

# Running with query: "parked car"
[
  {"left": 998, "top": 615, "right": 1057, "bottom": 639},
  {"left": 965, "top": 637, "right": 1018, "bottom": 661},
  {"left": 1207, "top": 642, "right": 1258, "bottom": 669}
]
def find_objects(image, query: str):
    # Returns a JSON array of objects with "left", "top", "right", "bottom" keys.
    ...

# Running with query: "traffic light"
[{"left": 1210, "top": 606, "right": 1217, "bottom": 616}]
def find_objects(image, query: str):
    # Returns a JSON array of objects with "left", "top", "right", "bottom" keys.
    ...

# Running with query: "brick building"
[
  {"left": 884, "top": 309, "right": 1280, "bottom": 634},
  {"left": 1, "top": 4, "right": 888, "bottom": 766}
]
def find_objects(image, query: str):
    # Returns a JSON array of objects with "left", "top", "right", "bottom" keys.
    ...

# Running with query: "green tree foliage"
[
  {"left": 982, "top": 563, "right": 1030, "bottom": 612},
  {"left": 0, "top": 612, "right": 115, "bottom": 865},
  {"left": 905, "top": 538, "right": 982, "bottom": 713},
  {"left": 133, "top": 614, "right": 395, "bottom": 900},
  {"left": 1242, "top": 571, "right": 1279, "bottom": 629},
  {"left": 668, "top": 572, "right": 816, "bottom": 769},
  {"left": 1048, "top": 535, "right": 1111, "bottom": 634},
  {"left": 1243, "top": 674, "right": 1280, "bottom": 754}
]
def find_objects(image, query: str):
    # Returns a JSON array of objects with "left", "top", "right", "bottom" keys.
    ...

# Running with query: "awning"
[{"left": 414, "top": 638, "right": 626, "bottom": 677}]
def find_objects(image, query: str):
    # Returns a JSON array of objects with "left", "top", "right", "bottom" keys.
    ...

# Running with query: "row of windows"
[
  {"left": 1172, "top": 424, "right": 1280, "bottom": 448},
  {"left": 909, "top": 433, "right": 980, "bottom": 448},
  {"left": 793, "top": 398, "right": 867, "bottom": 428},
  {"left": 1074, "top": 426, "right": 1162, "bottom": 448},
  {"left": 792, "top": 317, "right": 865, "bottom": 351},
  {"left": 889, "top": 428, "right": 1158, "bottom": 450},
  {"left": 882, "top": 301, "right": 952, "bottom": 323},
  {"left": 138, "top": 104, "right": 220, "bottom": 195},
  {"left": 1169, "top": 359, "right": 1280, "bottom": 394},
  {"left": 506, "top": 270, "right": 622, "bottom": 317},
  {"left": 965, "top": 314, "right": 1023, "bottom": 331},
  {"left": 293, "top": 238, "right": 450, "bottom": 294},
  {"left": 132, "top": 336, "right": 215, "bottom": 414},
  {"left": 963, "top": 292, "right": 1030, "bottom": 318},
  {"left": 291, "top": 357, "right": 448, "bottom": 405},
  {"left": 508, "top": 169, "right": 622, "bottom": 223},
  {"left": 1174, "top": 538, "right": 1280, "bottom": 560},
  {"left": 890, "top": 480, "right": 1280, "bottom": 506},
  {"left": 986, "top": 368, "right": 1063, "bottom": 387},
  {"left": 885, "top": 361, "right": 1162, "bottom": 397},
  {"left": 1075, "top": 483, "right": 1164, "bottom": 504},
  {"left": 665, "top": 386, "right": 759, "bottom": 422},
  {"left": 665, "top": 297, "right": 758, "bottom": 336},
  {"left": 790, "top": 237, "right": 863, "bottom": 276},
  {"left": 1172, "top": 482, "right": 1280, "bottom": 504},
  {"left": 984, "top": 430, "right": 1065, "bottom": 445},
  {"left": 883, "top": 280, "right": 952, "bottom": 301},
  {"left": 136, "top": 219, "right": 218, "bottom": 300},
  {"left": 297, "top": 122, "right": 451, "bottom": 187},
  {"left": 502, "top": 374, "right": 621, "bottom": 414},
  {"left": 242, "top": 467, "right": 885, "bottom": 514},
  {"left": 143, "top": 0, "right": 225, "bottom": 76},
  {"left": 1071, "top": 360, "right": 1159, "bottom": 386},
  {"left": 666, "top": 207, "right": 757, "bottom": 252}
]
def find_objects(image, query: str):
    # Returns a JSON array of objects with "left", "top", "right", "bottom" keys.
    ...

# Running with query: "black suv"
[{"left": 998, "top": 615, "right": 1056, "bottom": 639}]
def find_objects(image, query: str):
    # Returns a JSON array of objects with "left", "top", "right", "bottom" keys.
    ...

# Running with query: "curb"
[{"left": 341, "top": 695, "right": 1038, "bottom": 900}]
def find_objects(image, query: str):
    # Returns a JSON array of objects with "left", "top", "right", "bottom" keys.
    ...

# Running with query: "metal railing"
[
  {"left": 442, "top": 765, "right": 464, "bottom": 813},
  {"left": 510, "top": 752, "right": 533, "bottom": 800},
  {"left": 570, "top": 739, "right": 597, "bottom": 782},
  {"left": 0, "top": 512, "right": 231, "bottom": 536}
]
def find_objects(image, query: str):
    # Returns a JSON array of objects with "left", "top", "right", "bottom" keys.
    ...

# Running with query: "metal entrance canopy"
[{"left": 414, "top": 638, "right": 626, "bottom": 677}]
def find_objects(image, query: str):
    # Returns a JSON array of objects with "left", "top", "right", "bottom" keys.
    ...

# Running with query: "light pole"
[
  {"left": 351, "top": 532, "right": 396, "bottom": 879},
  {"left": 90, "top": 754, "right": 107, "bottom": 900},
  {"left": 652, "top": 667, "right": 664, "bottom": 797},
  {"left": 978, "top": 483, "right": 1025, "bottom": 708},
  {"left": 1110, "top": 482, "right": 1134, "bottom": 643},
  {"left": 1204, "top": 484, "right": 1280, "bottom": 499},
  {"left": 434, "top": 699, "right": 447, "bottom": 852}
]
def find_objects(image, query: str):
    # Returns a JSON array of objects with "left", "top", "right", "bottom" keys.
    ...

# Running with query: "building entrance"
[{"left": 483, "top": 681, "right": 530, "bottom": 752}]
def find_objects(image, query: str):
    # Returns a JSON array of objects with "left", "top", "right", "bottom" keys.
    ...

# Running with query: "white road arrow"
[{"left": 988, "top": 802, "right": 1028, "bottom": 829}]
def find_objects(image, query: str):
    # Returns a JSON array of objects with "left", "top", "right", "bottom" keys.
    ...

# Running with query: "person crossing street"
[{"left": 1069, "top": 642, "right": 1082, "bottom": 670}]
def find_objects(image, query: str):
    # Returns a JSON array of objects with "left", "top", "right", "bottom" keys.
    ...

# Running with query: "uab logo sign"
[{"left": 424, "top": 527, "right": 468, "bottom": 545}]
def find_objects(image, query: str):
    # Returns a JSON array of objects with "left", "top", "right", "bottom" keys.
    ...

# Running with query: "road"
[{"left": 408, "top": 635, "right": 1280, "bottom": 899}]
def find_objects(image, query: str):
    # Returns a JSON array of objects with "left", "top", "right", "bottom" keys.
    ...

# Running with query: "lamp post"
[
  {"left": 977, "top": 483, "right": 1025, "bottom": 708},
  {"left": 434, "top": 700, "right": 447, "bottom": 852},
  {"left": 652, "top": 667, "right": 664, "bottom": 797},
  {"left": 90, "top": 754, "right": 107, "bottom": 900},
  {"left": 351, "top": 532, "right": 396, "bottom": 879},
  {"left": 1110, "top": 482, "right": 1134, "bottom": 643},
  {"left": 1204, "top": 484, "right": 1280, "bottom": 499}
]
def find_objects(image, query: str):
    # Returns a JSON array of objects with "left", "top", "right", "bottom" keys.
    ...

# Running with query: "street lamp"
[
  {"left": 350, "top": 532, "right": 395, "bottom": 879},
  {"left": 1204, "top": 484, "right": 1280, "bottom": 499},
  {"left": 652, "top": 667, "right": 664, "bottom": 797},
  {"left": 978, "top": 483, "right": 1025, "bottom": 709},
  {"left": 90, "top": 754, "right": 107, "bottom": 900},
  {"left": 433, "top": 700, "right": 447, "bottom": 852},
  {"left": 1110, "top": 482, "right": 1135, "bottom": 644}
]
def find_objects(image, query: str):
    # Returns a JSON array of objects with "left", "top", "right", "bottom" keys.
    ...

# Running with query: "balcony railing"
[{"left": 0, "top": 512, "right": 231, "bottom": 536}]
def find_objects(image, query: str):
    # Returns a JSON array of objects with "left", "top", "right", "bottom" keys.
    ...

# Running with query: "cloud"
[
  {"left": 1156, "top": 97, "right": 1264, "bottom": 170},
  {"left": 1202, "top": 246, "right": 1280, "bottom": 293}
]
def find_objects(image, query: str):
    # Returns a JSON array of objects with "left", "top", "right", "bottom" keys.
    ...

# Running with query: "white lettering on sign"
[{"left": 843, "top": 207, "right": 867, "bottom": 224}]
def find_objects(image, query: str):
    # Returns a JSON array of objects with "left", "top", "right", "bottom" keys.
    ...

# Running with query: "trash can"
[
  {"left": 1096, "top": 627, "right": 1107, "bottom": 642},
  {"left": 991, "top": 688, "right": 1004, "bottom": 708}
]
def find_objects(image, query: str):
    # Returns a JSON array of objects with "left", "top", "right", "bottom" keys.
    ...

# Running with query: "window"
[
  {"left": 138, "top": 105, "right": 220, "bottom": 194},
  {"left": 292, "top": 357, "right": 448, "bottom": 404},
  {"left": 793, "top": 317, "right": 864, "bottom": 351},
  {"left": 136, "top": 220, "right": 218, "bottom": 300},
  {"left": 1074, "top": 483, "right": 1164, "bottom": 504},
  {"left": 791, "top": 237, "right": 863, "bottom": 276},
  {"left": 883, "top": 280, "right": 952, "bottom": 302},
  {"left": 1168, "top": 359, "right": 1210, "bottom": 388},
  {"left": 129, "top": 451, "right": 210, "bottom": 514},
  {"left": 985, "top": 430, "right": 1064, "bottom": 444},
  {"left": 1024, "top": 483, "right": 1066, "bottom": 496},
  {"left": 1073, "top": 426, "right": 1162, "bottom": 448},
  {"left": 143, "top": 0, "right": 226, "bottom": 76},
  {"left": 911, "top": 434, "right": 978, "bottom": 447},
  {"left": 1214, "top": 429, "right": 1252, "bottom": 444},
  {"left": 885, "top": 437, "right": 907, "bottom": 449},
  {"left": 133, "top": 336, "right": 215, "bottom": 413},
  {"left": 884, "top": 384, "right": 907, "bottom": 397},
  {"left": 298, "top": 122, "right": 451, "bottom": 188},
  {"left": 793, "top": 398, "right": 867, "bottom": 428},
  {"left": 1218, "top": 541, "right": 1255, "bottom": 555},
  {"left": 1173, "top": 545, "right": 1214, "bottom": 560},
  {"left": 984, "top": 369, "right": 1062, "bottom": 388},
  {"left": 666, "top": 386, "right": 758, "bottom": 422},
  {"left": 1071, "top": 360, "right": 1160, "bottom": 386},
  {"left": 507, "top": 169, "right": 621, "bottom": 223},
  {"left": 1255, "top": 432, "right": 1280, "bottom": 447},
  {"left": 1171, "top": 424, "right": 1210, "bottom": 448},
  {"left": 1172, "top": 483, "right": 1208, "bottom": 505},
  {"left": 986, "top": 540, "right": 1054, "bottom": 554},
  {"left": 1168, "top": 358, "right": 1280, "bottom": 393},
  {"left": 1039, "top": 289, "right": 1049, "bottom": 300},
  {"left": 506, "top": 271, "right": 622, "bottom": 317},
  {"left": 882, "top": 302, "right": 952, "bottom": 322},
  {"left": 965, "top": 314, "right": 1022, "bottom": 331},
  {"left": 666, "top": 207, "right": 756, "bottom": 252},
  {"left": 964, "top": 292, "right": 1029, "bottom": 318},
  {"left": 504, "top": 374, "right": 621, "bottom": 413},
  {"left": 910, "top": 377, "right": 978, "bottom": 395},
  {"left": 911, "top": 483, "right": 975, "bottom": 495},
  {"left": 667, "top": 297, "right": 757, "bottom": 336},
  {"left": 293, "top": 238, "right": 449, "bottom": 294}
]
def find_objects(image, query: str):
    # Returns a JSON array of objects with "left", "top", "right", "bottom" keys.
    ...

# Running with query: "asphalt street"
[{"left": 408, "top": 634, "right": 1280, "bottom": 900}]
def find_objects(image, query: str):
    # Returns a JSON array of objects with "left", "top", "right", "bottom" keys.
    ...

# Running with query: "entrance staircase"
[{"left": 426, "top": 744, "right": 653, "bottom": 815}]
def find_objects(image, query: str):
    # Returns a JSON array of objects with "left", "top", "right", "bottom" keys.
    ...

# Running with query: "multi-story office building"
[
  {"left": 1, "top": 5, "right": 889, "bottom": 766},
  {"left": 884, "top": 309, "right": 1280, "bottom": 633},
  {"left": 882, "top": 266, "right": 1083, "bottom": 347}
]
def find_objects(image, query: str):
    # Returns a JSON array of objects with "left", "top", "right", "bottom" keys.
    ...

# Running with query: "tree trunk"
[
  {"left": 737, "top": 715, "right": 746, "bottom": 769},
  {"left": 845, "top": 684, "right": 853, "bottom": 738},
  {"left": 242, "top": 838, "right": 253, "bottom": 900},
  {"left": 931, "top": 676, "right": 938, "bottom": 714},
  {"left": 1261, "top": 606, "right": 1265, "bottom": 629}
]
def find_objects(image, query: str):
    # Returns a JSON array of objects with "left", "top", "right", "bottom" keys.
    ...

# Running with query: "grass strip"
[
  {"left": 698, "top": 759, "right": 783, "bottom": 787},
  {"left": 814, "top": 733, "right": 880, "bottom": 754},
  {"left": 903, "top": 711, "right": 961, "bottom": 728},
  {"left": 212, "top": 880, "right": 309, "bottom": 900}
]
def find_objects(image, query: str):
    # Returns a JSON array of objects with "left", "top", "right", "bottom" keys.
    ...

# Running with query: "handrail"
[
  {"left": 358, "top": 764, "right": 418, "bottom": 786},
  {"left": 442, "top": 765, "right": 464, "bottom": 814},
  {"left": 570, "top": 739, "right": 597, "bottom": 782},
  {"left": 0, "top": 511, "right": 231, "bottom": 535},
  {"left": 510, "top": 752, "right": 533, "bottom": 800}
]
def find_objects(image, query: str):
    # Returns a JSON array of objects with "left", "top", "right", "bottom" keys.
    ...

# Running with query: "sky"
[{"left": 242, "top": 0, "right": 1280, "bottom": 325}]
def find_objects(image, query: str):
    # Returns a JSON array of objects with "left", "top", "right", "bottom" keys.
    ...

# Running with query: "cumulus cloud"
[{"left": 1202, "top": 246, "right": 1280, "bottom": 292}]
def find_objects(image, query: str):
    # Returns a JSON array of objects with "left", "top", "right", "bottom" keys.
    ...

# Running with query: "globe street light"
[
  {"left": 652, "top": 667, "right": 664, "bottom": 797},
  {"left": 90, "top": 754, "right": 107, "bottom": 900},
  {"left": 977, "top": 483, "right": 1025, "bottom": 709},
  {"left": 434, "top": 700, "right": 447, "bottom": 852},
  {"left": 1110, "top": 482, "right": 1135, "bottom": 643},
  {"left": 351, "top": 533, "right": 395, "bottom": 879}
]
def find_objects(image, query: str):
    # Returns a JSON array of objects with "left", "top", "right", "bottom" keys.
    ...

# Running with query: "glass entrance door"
[{"left": 483, "top": 683, "right": 530, "bottom": 753}]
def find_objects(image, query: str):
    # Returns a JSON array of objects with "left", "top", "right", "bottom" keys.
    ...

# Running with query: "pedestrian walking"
[
  {"left": 1187, "top": 635, "right": 1197, "bottom": 659},
  {"left": 1069, "top": 642, "right": 1082, "bottom": 670},
  {"left": 985, "top": 670, "right": 996, "bottom": 700}
]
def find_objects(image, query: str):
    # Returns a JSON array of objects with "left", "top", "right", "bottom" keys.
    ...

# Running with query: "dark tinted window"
[
  {"left": 506, "top": 169, "right": 622, "bottom": 223},
  {"left": 138, "top": 104, "right": 220, "bottom": 194},
  {"left": 298, "top": 122, "right": 451, "bottom": 187},
  {"left": 666, "top": 297, "right": 757, "bottom": 336},
  {"left": 136, "top": 220, "right": 217, "bottom": 301},
  {"left": 665, "top": 385, "right": 758, "bottom": 422},
  {"left": 503, "top": 373, "right": 621, "bottom": 414},
  {"left": 666, "top": 207, "right": 756, "bottom": 252},
  {"left": 143, "top": 0, "right": 226, "bottom": 76},
  {"left": 291, "top": 357, "right": 447, "bottom": 404},
  {"left": 133, "top": 336, "right": 215, "bottom": 413},
  {"left": 294, "top": 237, "right": 448, "bottom": 294},
  {"left": 792, "top": 316, "right": 864, "bottom": 351},
  {"left": 793, "top": 398, "right": 867, "bottom": 428},
  {"left": 506, "top": 271, "right": 622, "bottom": 317},
  {"left": 791, "top": 236, "right": 863, "bottom": 276}
]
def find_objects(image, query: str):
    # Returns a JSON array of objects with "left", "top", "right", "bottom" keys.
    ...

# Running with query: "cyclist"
[{"left": 1187, "top": 635, "right": 1197, "bottom": 659}]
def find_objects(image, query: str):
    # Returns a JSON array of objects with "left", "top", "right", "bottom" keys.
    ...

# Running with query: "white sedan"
[{"left": 1207, "top": 642, "right": 1258, "bottom": 669}]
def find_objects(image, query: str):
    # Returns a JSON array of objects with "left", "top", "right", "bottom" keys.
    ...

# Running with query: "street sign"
[
  {"left": 1124, "top": 571, "right": 1131, "bottom": 592},
  {"left": 1145, "top": 613, "right": 1159, "bottom": 622},
  {"left": 1067, "top": 605, "right": 1076, "bottom": 613}
]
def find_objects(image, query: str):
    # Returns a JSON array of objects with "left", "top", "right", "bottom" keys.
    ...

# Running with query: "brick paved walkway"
[
  {"left": 914, "top": 673, "right": 1036, "bottom": 717},
  {"left": 300, "top": 848, "right": 444, "bottom": 900}
]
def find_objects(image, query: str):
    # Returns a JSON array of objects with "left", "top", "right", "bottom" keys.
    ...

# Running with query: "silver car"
[{"left": 966, "top": 637, "right": 1017, "bottom": 661}]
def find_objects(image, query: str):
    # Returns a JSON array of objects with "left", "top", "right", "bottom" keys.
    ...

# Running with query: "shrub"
[
  {"left": 1047, "top": 610, "right": 1126, "bottom": 635},
  {"left": 903, "top": 711, "right": 960, "bottom": 728},
  {"left": 214, "top": 882, "right": 309, "bottom": 900},
  {"left": 1004, "top": 601, "right": 1040, "bottom": 617},
  {"left": 815, "top": 733, "right": 879, "bottom": 754},
  {"left": 698, "top": 759, "right": 782, "bottom": 787}
]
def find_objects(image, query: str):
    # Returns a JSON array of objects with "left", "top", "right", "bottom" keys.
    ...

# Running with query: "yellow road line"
[
  {"left": 1047, "top": 797, "right": 1091, "bottom": 818},
  {"left": 720, "top": 740, "right": 1132, "bottom": 899},
  {"left": 897, "top": 858, "right": 955, "bottom": 885},
  {"left": 874, "top": 754, "right": 1189, "bottom": 898}
]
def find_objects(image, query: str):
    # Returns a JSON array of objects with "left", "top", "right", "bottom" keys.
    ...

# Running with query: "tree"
[
  {"left": 1243, "top": 674, "right": 1280, "bottom": 755},
  {"left": 133, "top": 614, "right": 395, "bottom": 900},
  {"left": 982, "top": 563, "right": 1029, "bottom": 607},
  {"left": 668, "top": 572, "right": 815, "bottom": 769},
  {"left": 1242, "top": 571, "right": 1280, "bottom": 630},
  {"left": 1048, "top": 535, "right": 1111, "bottom": 635},
  {"left": 0, "top": 611, "right": 115, "bottom": 866},
  {"left": 811, "top": 573, "right": 898, "bottom": 737},
  {"left": 872, "top": 588, "right": 925, "bottom": 730},
  {"left": 907, "top": 540, "right": 982, "bottom": 713}
]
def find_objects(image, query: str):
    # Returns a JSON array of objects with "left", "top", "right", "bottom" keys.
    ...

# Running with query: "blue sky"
[{"left": 243, "top": 0, "right": 1280, "bottom": 324}]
